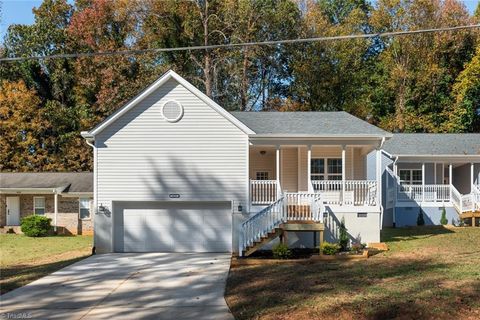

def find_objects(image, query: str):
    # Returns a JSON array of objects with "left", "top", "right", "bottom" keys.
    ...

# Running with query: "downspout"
[
  {"left": 392, "top": 156, "right": 399, "bottom": 228},
  {"left": 85, "top": 137, "right": 96, "bottom": 253},
  {"left": 378, "top": 137, "right": 386, "bottom": 231}
]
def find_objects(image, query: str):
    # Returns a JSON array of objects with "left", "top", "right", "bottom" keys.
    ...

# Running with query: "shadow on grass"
[
  {"left": 0, "top": 256, "right": 88, "bottom": 295},
  {"left": 225, "top": 256, "right": 480, "bottom": 320},
  {"left": 381, "top": 226, "right": 455, "bottom": 243}
]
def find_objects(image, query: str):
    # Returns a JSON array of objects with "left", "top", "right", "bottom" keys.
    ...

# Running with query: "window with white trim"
[
  {"left": 79, "top": 198, "right": 91, "bottom": 220},
  {"left": 311, "top": 158, "right": 342, "bottom": 181},
  {"left": 34, "top": 197, "right": 45, "bottom": 215},
  {"left": 399, "top": 169, "right": 422, "bottom": 185},
  {"left": 255, "top": 171, "right": 270, "bottom": 180}
]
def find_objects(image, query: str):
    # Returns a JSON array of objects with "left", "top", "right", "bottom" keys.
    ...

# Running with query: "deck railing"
[
  {"left": 473, "top": 184, "right": 480, "bottom": 211},
  {"left": 311, "top": 180, "right": 377, "bottom": 206},
  {"left": 398, "top": 184, "right": 450, "bottom": 203},
  {"left": 239, "top": 193, "right": 324, "bottom": 256},
  {"left": 250, "top": 180, "right": 279, "bottom": 205},
  {"left": 451, "top": 185, "right": 474, "bottom": 213}
]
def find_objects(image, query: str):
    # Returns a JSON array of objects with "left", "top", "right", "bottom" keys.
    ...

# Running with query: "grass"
[
  {"left": 0, "top": 234, "right": 93, "bottom": 294},
  {"left": 226, "top": 226, "right": 480, "bottom": 320}
]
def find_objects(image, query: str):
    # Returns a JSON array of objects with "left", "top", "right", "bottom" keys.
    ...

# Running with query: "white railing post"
[
  {"left": 471, "top": 163, "right": 474, "bottom": 194},
  {"left": 276, "top": 145, "right": 281, "bottom": 198},
  {"left": 449, "top": 164, "right": 453, "bottom": 202}
]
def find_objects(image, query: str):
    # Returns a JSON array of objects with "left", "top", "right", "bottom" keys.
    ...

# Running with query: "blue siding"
[{"left": 395, "top": 206, "right": 458, "bottom": 227}]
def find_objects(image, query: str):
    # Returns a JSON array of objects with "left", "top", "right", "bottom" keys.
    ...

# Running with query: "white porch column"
[
  {"left": 422, "top": 163, "right": 425, "bottom": 202},
  {"left": 434, "top": 162, "right": 437, "bottom": 184},
  {"left": 342, "top": 146, "right": 346, "bottom": 205},
  {"left": 471, "top": 163, "right": 475, "bottom": 192},
  {"left": 307, "top": 145, "right": 312, "bottom": 193},
  {"left": 276, "top": 145, "right": 281, "bottom": 197},
  {"left": 54, "top": 192, "right": 58, "bottom": 233},
  {"left": 449, "top": 164, "right": 453, "bottom": 200},
  {"left": 376, "top": 149, "right": 381, "bottom": 208}
]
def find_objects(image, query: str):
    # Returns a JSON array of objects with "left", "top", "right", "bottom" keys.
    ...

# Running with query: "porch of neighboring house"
[
  {"left": 385, "top": 160, "right": 480, "bottom": 226},
  {"left": 239, "top": 143, "right": 382, "bottom": 256}
]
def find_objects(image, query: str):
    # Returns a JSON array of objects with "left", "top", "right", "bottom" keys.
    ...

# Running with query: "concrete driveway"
[{"left": 0, "top": 253, "right": 233, "bottom": 320}]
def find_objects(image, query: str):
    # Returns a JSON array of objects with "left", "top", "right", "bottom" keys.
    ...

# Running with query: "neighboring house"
[
  {"left": 81, "top": 70, "right": 392, "bottom": 255},
  {"left": 378, "top": 134, "right": 480, "bottom": 227},
  {"left": 0, "top": 172, "right": 94, "bottom": 235}
]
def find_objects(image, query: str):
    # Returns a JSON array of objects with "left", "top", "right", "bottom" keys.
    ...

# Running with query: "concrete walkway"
[{"left": 0, "top": 253, "right": 234, "bottom": 320}]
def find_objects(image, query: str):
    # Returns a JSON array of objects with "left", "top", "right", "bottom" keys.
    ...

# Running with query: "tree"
[
  {"left": 445, "top": 45, "right": 480, "bottom": 132},
  {"left": 440, "top": 207, "right": 448, "bottom": 225},
  {"left": 0, "top": 81, "right": 54, "bottom": 171},
  {"left": 339, "top": 216, "right": 349, "bottom": 250},
  {"left": 417, "top": 209, "right": 425, "bottom": 226}
]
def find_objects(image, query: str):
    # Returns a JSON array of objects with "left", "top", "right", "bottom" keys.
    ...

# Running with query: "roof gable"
[{"left": 83, "top": 70, "right": 254, "bottom": 138}]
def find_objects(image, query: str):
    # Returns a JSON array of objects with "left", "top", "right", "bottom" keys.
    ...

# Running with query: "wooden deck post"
[{"left": 319, "top": 229, "right": 324, "bottom": 255}]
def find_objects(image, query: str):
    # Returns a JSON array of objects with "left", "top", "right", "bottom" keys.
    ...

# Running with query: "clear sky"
[{"left": 1, "top": 0, "right": 479, "bottom": 39}]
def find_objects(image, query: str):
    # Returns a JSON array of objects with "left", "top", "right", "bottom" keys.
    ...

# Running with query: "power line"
[{"left": 1, "top": 24, "right": 479, "bottom": 62}]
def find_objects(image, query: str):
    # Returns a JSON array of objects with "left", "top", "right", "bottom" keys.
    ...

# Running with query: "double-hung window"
[
  {"left": 34, "top": 197, "right": 45, "bottom": 215},
  {"left": 79, "top": 198, "right": 91, "bottom": 220},
  {"left": 399, "top": 169, "right": 422, "bottom": 185},
  {"left": 311, "top": 158, "right": 343, "bottom": 181}
]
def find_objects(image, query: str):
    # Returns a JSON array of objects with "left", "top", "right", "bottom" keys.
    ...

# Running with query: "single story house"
[
  {"left": 81, "top": 70, "right": 394, "bottom": 255},
  {"left": 0, "top": 172, "right": 94, "bottom": 235},
  {"left": 378, "top": 134, "right": 480, "bottom": 227}
]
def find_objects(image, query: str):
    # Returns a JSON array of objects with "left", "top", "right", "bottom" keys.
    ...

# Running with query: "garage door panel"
[{"left": 114, "top": 201, "right": 232, "bottom": 253}]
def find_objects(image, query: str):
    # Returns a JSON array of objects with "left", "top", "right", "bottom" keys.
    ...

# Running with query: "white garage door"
[{"left": 113, "top": 201, "right": 232, "bottom": 252}]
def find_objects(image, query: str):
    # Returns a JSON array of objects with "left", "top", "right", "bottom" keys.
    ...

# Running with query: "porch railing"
[
  {"left": 473, "top": 184, "right": 480, "bottom": 211},
  {"left": 239, "top": 193, "right": 324, "bottom": 256},
  {"left": 397, "top": 184, "right": 450, "bottom": 203},
  {"left": 451, "top": 185, "right": 474, "bottom": 213},
  {"left": 250, "top": 180, "right": 279, "bottom": 205},
  {"left": 311, "top": 180, "right": 377, "bottom": 206}
]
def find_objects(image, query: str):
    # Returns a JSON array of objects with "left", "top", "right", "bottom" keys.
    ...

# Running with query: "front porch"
[
  {"left": 248, "top": 145, "right": 380, "bottom": 210},
  {"left": 385, "top": 160, "right": 480, "bottom": 217}
]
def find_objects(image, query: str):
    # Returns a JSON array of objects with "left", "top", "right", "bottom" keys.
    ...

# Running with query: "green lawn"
[
  {"left": 0, "top": 234, "right": 93, "bottom": 294},
  {"left": 226, "top": 227, "right": 480, "bottom": 320}
]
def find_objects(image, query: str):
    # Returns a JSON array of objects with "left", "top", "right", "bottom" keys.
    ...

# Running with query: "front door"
[{"left": 6, "top": 197, "right": 20, "bottom": 226}]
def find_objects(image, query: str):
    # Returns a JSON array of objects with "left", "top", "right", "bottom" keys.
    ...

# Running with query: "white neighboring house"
[
  {"left": 378, "top": 134, "right": 480, "bottom": 227},
  {"left": 81, "top": 70, "right": 392, "bottom": 255}
]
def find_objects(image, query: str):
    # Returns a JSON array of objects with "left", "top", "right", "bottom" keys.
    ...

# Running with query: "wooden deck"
[{"left": 459, "top": 211, "right": 480, "bottom": 227}]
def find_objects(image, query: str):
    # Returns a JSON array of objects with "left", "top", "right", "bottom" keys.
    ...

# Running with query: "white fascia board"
[
  {"left": 395, "top": 155, "right": 480, "bottom": 163},
  {"left": 248, "top": 134, "right": 388, "bottom": 139},
  {"left": 86, "top": 70, "right": 254, "bottom": 137},
  {"left": 0, "top": 188, "right": 56, "bottom": 194}
]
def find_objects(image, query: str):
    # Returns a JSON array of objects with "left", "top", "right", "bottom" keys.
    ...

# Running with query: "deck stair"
[
  {"left": 459, "top": 211, "right": 480, "bottom": 227},
  {"left": 239, "top": 193, "right": 324, "bottom": 257}
]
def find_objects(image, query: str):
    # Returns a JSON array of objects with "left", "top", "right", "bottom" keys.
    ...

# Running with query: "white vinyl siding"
[{"left": 94, "top": 78, "right": 248, "bottom": 252}]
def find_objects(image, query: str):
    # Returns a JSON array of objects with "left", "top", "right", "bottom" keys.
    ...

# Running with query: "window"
[
  {"left": 34, "top": 197, "right": 45, "bottom": 215},
  {"left": 311, "top": 158, "right": 342, "bottom": 180},
  {"left": 255, "top": 171, "right": 270, "bottom": 180},
  {"left": 399, "top": 169, "right": 422, "bottom": 185},
  {"left": 79, "top": 198, "right": 91, "bottom": 220}
]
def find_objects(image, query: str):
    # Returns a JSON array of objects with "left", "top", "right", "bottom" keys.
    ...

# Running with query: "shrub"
[
  {"left": 321, "top": 242, "right": 340, "bottom": 255},
  {"left": 339, "top": 216, "right": 349, "bottom": 251},
  {"left": 417, "top": 209, "right": 425, "bottom": 226},
  {"left": 21, "top": 215, "right": 52, "bottom": 237},
  {"left": 440, "top": 207, "right": 448, "bottom": 225},
  {"left": 272, "top": 243, "right": 291, "bottom": 259}
]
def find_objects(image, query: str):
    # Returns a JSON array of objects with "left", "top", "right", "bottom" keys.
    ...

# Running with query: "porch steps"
[
  {"left": 459, "top": 211, "right": 480, "bottom": 227},
  {"left": 244, "top": 228, "right": 283, "bottom": 256}
]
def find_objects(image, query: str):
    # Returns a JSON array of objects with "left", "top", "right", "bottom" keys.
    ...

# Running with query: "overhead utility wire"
[{"left": 1, "top": 24, "right": 480, "bottom": 62}]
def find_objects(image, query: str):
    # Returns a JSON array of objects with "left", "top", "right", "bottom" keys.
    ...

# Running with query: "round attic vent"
[{"left": 161, "top": 100, "right": 184, "bottom": 123}]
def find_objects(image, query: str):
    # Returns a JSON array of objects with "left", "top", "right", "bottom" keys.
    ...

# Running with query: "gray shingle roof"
[
  {"left": 0, "top": 172, "right": 93, "bottom": 193},
  {"left": 230, "top": 111, "right": 389, "bottom": 136},
  {"left": 383, "top": 134, "right": 480, "bottom": 156}
]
